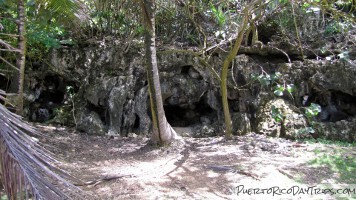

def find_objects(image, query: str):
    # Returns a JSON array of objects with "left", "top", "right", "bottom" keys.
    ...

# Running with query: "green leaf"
[
  {"left": 274, "top": 90, "right": 284, "bottom": 96},
  {"left": 274, "top": 84, "right": 285, "bottom": 96},
  {"left": 259, "top": 74, "right": 271, "bottom": 86},
  {"left": 310, "top": 103, "right": 321, "bottom": 113},
  {"left": 210, "top": 3, "right": 226, "bottom": 27},
  {"left": 250, "top": 73, "right": 258, "bottom": 80},
  {"left": 271, "top": 72, "right": 281, "bottom": 81},
  {"left": 287, "top": 84, "right": 295, "bottom": 93},
  {"left": 305, "top": 103, "right": 321, "bottom": 118},
  {"left": 271, "top": 106, "right": 284, "bottom": 122},
  {"left": 307, "top": 127, "right": 315, "bottom": 134}
]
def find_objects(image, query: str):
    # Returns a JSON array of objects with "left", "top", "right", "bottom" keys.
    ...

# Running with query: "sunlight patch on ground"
[{"left": 39, "top": 127, "right": 355, "bottom": 200}]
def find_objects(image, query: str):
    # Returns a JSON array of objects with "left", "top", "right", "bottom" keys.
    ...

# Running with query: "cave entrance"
[
  {"left": 29, "top": 74, "right": 77, "bottom": 122},
  {"left": 164, "top": 97, "right": 214, "bottom": 127},
  {"left": 305, "top": 89, "right": 356, "bottom": 122}
]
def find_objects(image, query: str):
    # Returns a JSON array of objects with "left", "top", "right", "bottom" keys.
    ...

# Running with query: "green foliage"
[
  {"left": 51, "top": 105, "right": 74, "bottom": 125},
  {"left": 84, "top": 0, "right": 140, "bottom": 37},
  {"left": 326, "top": 17, "right": 353, "bottom": 35},
  {"left": 0, "top": 18, "right": 17, "bottom": 34},
  {"left": 274, "top": 84, "right": 289, "bottom": 96},
  {"left": 279, "top": 0, "right": 289, "bottom": 3},
  {"left": 296, "top": 126, "right": 315, "bottom": 134},
  {"left": 210, "top": 3, "right": 226, "bottom": 27},
  {"left": 252, "top": 70, "right": 321, "bottom": 136},
  {"left": 251, "top": 72, "right": 276, "bottom": 87},
  {"left": 271, "top": 105, "right": 284, "bottom": 123},
  {"left": 305, "top": 103, "right": 321, "bottom": 119},
  {"left": 50, "top": 86, "right": 76, "bottom": 126},
  {"left": 156, "top": 4, "right": 181, "bottom": 39},
  {"left": 309, "top": 151, "right": 356, "bottom": 183},
  {"left": 26, "top": 22, "right": 66, "bottom": 57},
  {"left": 273, "top": 84, "right": 284, "bottom": 97},
  {"left": 304, "top": 138, "right": 356, "bottom": 147},
  {"left": 66, "top": 85, "right": 74, "bottom": 97},
  {"left": 28, "top": 25, "right": 63, "bottom": 49},
  {"left": 302, "top": 0, "right": 320, "bottom": 9},
  {"left": 0, "top": 0, "right": 79, "bottom": 63},
  {"left": 251, "top": 71, "right": 295, "bottom": 97},
  {"left": 0, "top": 1, "right": 17, "bottom": 49},
  {"left": 296, "top": 103, "right": 321, "bottom": 135}
]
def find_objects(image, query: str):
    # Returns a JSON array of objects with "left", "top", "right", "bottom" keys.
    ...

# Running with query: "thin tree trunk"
[
  {"left": 221, "top": 9, "right": 249, "bottom": 139},
  {"left": 140, "top": 0, "right": 177, "bottom": 144},
  {"left": 220, "top": 0, "right": 264, "bottom": 139},
  {"left": 16, "top": 0, "right": 27, "bottom": 115}
]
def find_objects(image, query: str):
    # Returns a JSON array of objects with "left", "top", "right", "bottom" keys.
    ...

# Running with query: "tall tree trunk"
[
  {"left": 140, "top": 0, "right": 177, "bottom": 144},
  {"left": 221, "top": 9, "right": 249, "bottom": 139},
  {"left": 220, "top": 0, "right": 263, "bottom": 139},
  {"left": 15, "top": 0, "right": 27, "bottom": 115}
]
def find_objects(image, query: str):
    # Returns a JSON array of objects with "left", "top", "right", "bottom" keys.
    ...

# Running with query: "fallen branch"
[
  {"left": 0, "top": 56, "right": 19, "bottom": 71},
  {"left": 0, "top": 33, "right": 20, "bottom": 37},
  {"left": 74, "top": 174, "right": 135, "bottom": 187},
  {"left": 0, "top": 104, "right": 87, "bottom": 199}
]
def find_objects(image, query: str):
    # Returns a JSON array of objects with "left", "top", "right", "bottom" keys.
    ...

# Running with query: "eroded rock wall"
[
  {"left": 25, "top": 38, "right": 355, "bottom": 142},
  {"left": 47, "top": 41, "right": 223, "bottom": 137}
]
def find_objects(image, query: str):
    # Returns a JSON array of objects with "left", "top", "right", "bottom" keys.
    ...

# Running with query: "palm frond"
[
  {"left": 0, "top": 103, "right": 88, "bottom": 199},
  {"left": 36, "top": 0, "right": 89, "bottom": 24}
]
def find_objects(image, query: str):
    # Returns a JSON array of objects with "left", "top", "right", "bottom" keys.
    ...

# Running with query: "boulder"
[
  {"left": 76, "top": 110, "right": 106, "bottom": 135},
  {"left": 256, "top": 99, "right": 310, "bottom": 139},
  {"left": 314, "top": 118, "right": 356, "bottom": 142},
  {"left": 232, "top": 112, "right": 251, "bottom": 135}
]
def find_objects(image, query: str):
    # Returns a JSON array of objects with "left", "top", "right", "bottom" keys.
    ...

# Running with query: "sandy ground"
[{"left": 38, "top": 125, "right": 355, "bottom": 200}]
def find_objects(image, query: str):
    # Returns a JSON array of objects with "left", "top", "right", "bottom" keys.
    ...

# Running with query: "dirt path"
[{"left": 38, "top": 125, "right": 355, "bottom": 200}]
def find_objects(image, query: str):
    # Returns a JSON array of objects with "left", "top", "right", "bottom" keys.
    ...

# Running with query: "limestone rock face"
[
  {"left": 48, "top": 43, "right": 221, "bottom": 136},
  {"left": 29, "top": 38, "right": 354, "bottom": 142},
  {"left": 232, "top": 113, "right": 251, "bottom": 135},
  {"left": 76, "top": 109, "right": 105, "bottom": 135},
  {"left": 310, "top": 60, "right": 356, "bottom": 96},
  {"left": 256, "top": 99, "right": 309, "bottom": 139},
  {"left": 314, "top": 119, "right": 356, "bottom": 142}
]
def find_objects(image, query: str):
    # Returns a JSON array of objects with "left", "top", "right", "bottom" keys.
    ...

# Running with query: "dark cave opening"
[
  {"left": 0, "top": 74, "right": 9, "bottom": 106},
  {"left": 29, "top": 75, "right": 78, "bottom": 122},
  {"left": 331, "top": 91, "right": 356, "bottom": 116},
  {"left": 164, "top": 97, "right": 214, "bottom": 127},
  {"left": 0, "top": 73, "right": 9, "bottom": 91},
  {"left": 134, "top": 114, "right": 140, "bottom": 129},
  {"left": 304, "top": 89, "right": 356, "bottom": 122},
  {"left": 86, "top": 102, "right": 108, "bottom": 125},
  {"left": 35, "top": 75, "right": 66, "bottom": 104},
  {"left": 180, "top": 65, "right": 192, "bottom": 75}
]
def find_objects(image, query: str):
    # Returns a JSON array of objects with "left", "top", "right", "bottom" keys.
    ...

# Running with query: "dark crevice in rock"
[
  {"left": 0, "top": 73, "right": 10, "bottom": 91},
  {"left": 180, "top": 65, "right": 192, "bottom": 75},
  {"left": 306, "top": 89, "right": 355, "bottom": 123},
  {"left": 38, "top": 75, "right": 66, "bottom": 104},
  {"left": 86, "top": 101, "right": 108, "bottom": 125},
  {"left": 133, "top": 114, "right": 140, "bottom": 129},
  {"left": 16, "top": 39, "right": 354, "bottom": 141},
  {"left": 165, "top": 96, "right": 215, "bottom": 127},
  {"left": 29, "top": 75, "right": 73, "bottom": 122},
  {"left": 0, "top": 74, "right": 10, "bottom": 107},
  {"left": 330, "top": 91, "right": 356, "bottom": 115}
]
